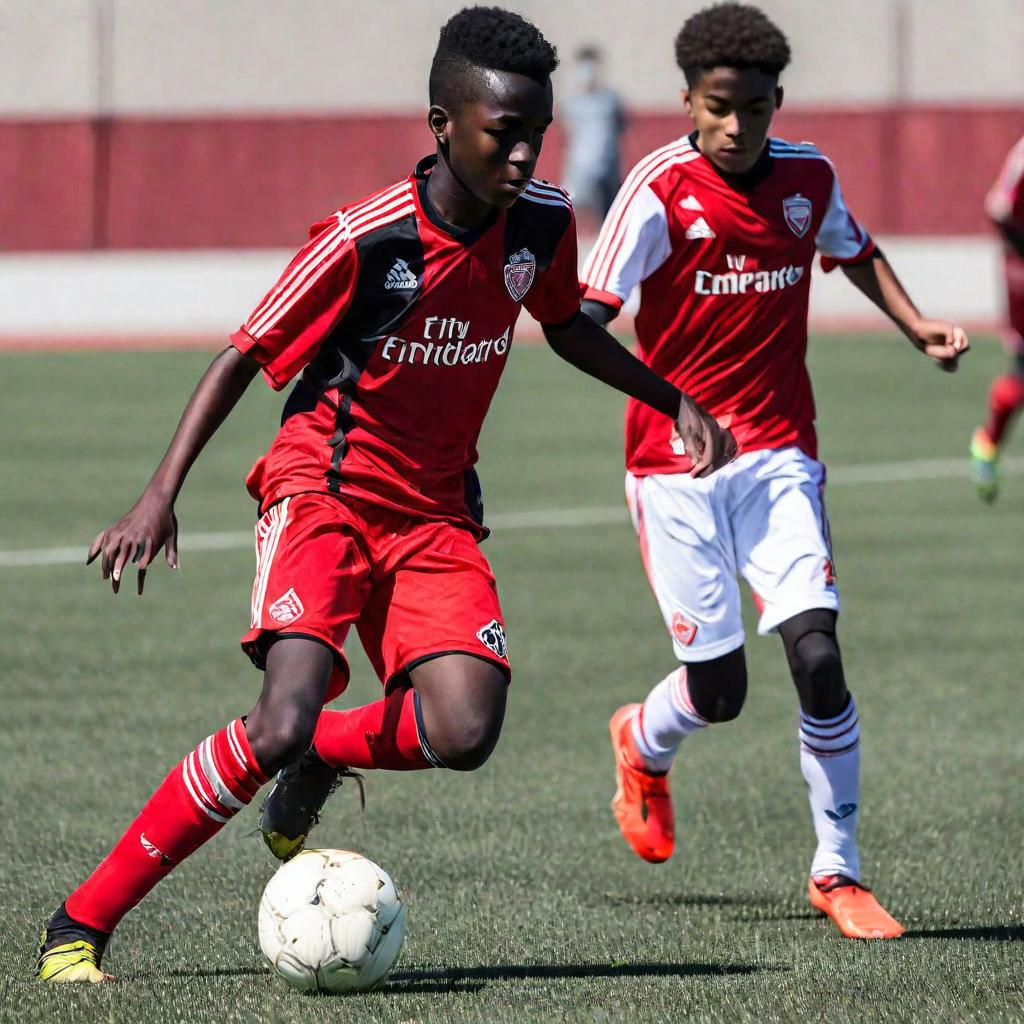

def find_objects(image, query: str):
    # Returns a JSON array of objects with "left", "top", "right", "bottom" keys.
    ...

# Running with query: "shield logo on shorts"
[
  {"left": 782, "top": 194, "right": 813, "bottom": 238},
  {"left": 671, "top": 611, "right": 698, "bottom": 647},
  {"left": 269, "top": 587, "right": 304, "bottom": 624},
  {"left": 476, "top": 619, "right": 508, "bottom": 659},
  {"left": 504, "top": 247, "right": 536, "bottom": 302}
]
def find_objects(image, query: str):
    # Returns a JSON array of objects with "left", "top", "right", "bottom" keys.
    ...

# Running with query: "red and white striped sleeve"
[
  {"left": 985, "top": 135, "right": 1024, "bottom": 231},
  {"left": 580, "top": 145, "right": 690, "bottom": 312},
  {"left": 231, "top": 212, "right": 358, "bottom": 390},
  {"left": 816, "top": 168, "right": 875, "bottom": 273}
]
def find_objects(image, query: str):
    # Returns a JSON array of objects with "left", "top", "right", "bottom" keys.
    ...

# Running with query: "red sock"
[
  {"left": 313, "top": 687, "right": 431, "bottom": 771},
  {"left": 65, "top": 719, "right": 267, "bottom": 934},
  {"left": 984, "top": 373, "right": 1024, "bottom": 445}
]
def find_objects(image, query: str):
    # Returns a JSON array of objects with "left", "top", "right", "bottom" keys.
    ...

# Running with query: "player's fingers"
[
  {"left": 691, "top": 423, "right": 715, "bottom": 478},
  {"left": 723, "top": 428, "right": 738, "bottom": 463},
  {"left": 952, "top": 326, "right": 969, "bottom": 354},
  {"left": 137, "top": 566, "right": 148, "bottom": 596},
  {"left": 86, "top": 531, "right": 106, "bottom": 566},
  {"left": 699, "top": 430, "right": 721, "bottom": 476},
  {"left": 680, "top": 412, "right": 705, "bottom": 459},
  {"left": 100, "top": 536, "right": 120, "bottom": 579},
  {"left": 165, "top": 530, "right": 179, "bottom": 570},
  {"left": 111, "top": 541, "right": 133, "bottom": 593},
  {"left": 714, "top": 422, "right": 733, "bottom": 469},
  {"left": 136, "top": 536, "right": 155, "bottom": 571}
]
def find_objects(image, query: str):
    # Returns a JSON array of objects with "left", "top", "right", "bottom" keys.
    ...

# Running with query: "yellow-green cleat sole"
[{"left": 37, "top": 937, "right": 113, "bottom": 983}]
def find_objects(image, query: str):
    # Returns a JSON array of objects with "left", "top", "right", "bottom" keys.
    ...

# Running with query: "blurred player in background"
[
  {"left": 970, "top": 133, "right": 1024, "bottom": 502},
  {"left": 35, "top": 5, "right": 734, "bottom": 982},
  {"left": 581, "top": 2, "right": 968, "bottom": 940},
  {"left": 561, "top": 46, "right": 626, "bottom": 232}
]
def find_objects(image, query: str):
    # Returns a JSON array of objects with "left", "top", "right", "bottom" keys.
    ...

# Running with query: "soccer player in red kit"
[
  {"left": 970, "top": 133, "right": 1024, "bottom": 502},
  {"left": 36, "top": 7, "right": 734, "bottom": 982},
  {"left": 581, "top": 3, "right": 968, "bottom": 940}
]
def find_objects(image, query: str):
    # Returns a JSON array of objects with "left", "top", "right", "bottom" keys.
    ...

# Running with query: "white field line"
[{"left": 2, "top": 454, "right": 1021, "bottom": 569}]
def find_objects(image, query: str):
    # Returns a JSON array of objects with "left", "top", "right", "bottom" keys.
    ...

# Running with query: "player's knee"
[
  {"left": 789, "top": 631, "right": 846, "bottom": 718},
  {"left": 246, "top": 704, "right": 319, "bottom": 775},
  {"left": 685, "top": 650, "right": 748, "bottom": 723},
  {"left": 429, "top": 715, "right": 502, "bottom": 771},
  {"left": 411, "top": 656, "right": 508, "bottom": 771}
]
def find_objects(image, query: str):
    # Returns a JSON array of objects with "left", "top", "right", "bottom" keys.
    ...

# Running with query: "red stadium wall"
[{"left": 4, "top": 106, "right": 1024, "bottom": 251}]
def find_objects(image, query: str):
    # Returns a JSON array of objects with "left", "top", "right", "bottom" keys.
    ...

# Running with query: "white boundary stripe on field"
[{"left": 2, "top": 454, "right": 1021, "bottom": 569}]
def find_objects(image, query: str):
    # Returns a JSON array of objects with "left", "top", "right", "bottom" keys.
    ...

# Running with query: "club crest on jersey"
[
  {"left": 504, "top": 248, "right": 536, "bottom": 301},
  {"left": 783, "top": 194, "right": 813, "bottom": 238},
  {"left": 671, "top": 611, "right": 698, "bottom": 647},
  {"left": 269, "top": 587, "right": 304, "bottom": 624},
  {"left": 476, "top": 619, "right": 508, "bottom": 659}
]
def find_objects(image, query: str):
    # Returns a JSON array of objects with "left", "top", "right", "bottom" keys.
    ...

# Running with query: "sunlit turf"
[{"left": 1, "top": 335, "right": 1021, "bottom": 1023}]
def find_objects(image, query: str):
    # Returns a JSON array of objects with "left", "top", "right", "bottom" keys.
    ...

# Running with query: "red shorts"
[{"left": 242, "top": 493, "right": 510, "bottom": 698}]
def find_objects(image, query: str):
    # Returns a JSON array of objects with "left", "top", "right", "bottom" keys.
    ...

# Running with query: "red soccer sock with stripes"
[
  {"left": 65, "top": 719, "right": 267, "bottom": 934},
  {"left": 313, "top": 686, "right": 432, "bottom": 771},
  {"left": 983, "top": 373, "right": 1024, "bottom": 446}
]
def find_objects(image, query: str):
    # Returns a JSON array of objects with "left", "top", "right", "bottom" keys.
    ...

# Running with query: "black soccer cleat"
[{"left": 258, "top": 748, "right": 362, "bottom": 861}]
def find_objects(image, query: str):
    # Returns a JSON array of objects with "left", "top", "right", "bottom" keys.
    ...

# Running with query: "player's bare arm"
[
  {"left": 543, "top": 312, "right": 736, "bottom": 477},
  {"left": 87, "top": 345, "right": 260, "bottom": 594},
  {"left": 841, "top": 255, "right": 969, "bottom": 372}
]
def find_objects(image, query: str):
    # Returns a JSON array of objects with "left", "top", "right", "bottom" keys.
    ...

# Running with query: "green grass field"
[{"left": 1, "top": 335, "right": 1022, "bottom": 1023}]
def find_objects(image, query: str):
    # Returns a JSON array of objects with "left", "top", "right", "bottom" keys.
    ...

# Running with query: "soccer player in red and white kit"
[
  {"left": 581, "top": 3, "right": 969, "bottom": 940},
  {"left": 36, "top": 7, "right": 735, "bottom": 982},
  {"left": 970, "top": 133, "right": 1024, "bottom": 502}
]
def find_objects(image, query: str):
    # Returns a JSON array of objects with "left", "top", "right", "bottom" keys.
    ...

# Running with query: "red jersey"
[
  {"left": 985, "top": 134, "right": 1024, "bottom": 232},
  {"left": 581, "top": 134, "right": 873, "bottom": 476},
  {"left": 232, "top": 157, "right": 581, "bottom": 535}
]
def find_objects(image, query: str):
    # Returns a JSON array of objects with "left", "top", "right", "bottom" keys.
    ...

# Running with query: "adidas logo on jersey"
[
  {"left": 695, "top": 263, "right": 806, "bottom": 296},
  {"left": 384, "top": 258, "right": 418, "bottom": 291},
  {"left": 685, "top": 216, "right": 715, "bottom": 240}
]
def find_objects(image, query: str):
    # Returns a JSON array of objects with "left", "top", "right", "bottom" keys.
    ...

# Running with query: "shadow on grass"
[
  {"left": 386, "top": 960, "right": 778, "bottom": 990},
  {"left": 902, "top": 925, "right": 1024, "bottom": 941},
  {"left": 605, "top": 890, "right": 815, "bottom": 922},
  {"left": 167, "top": 960, "right": 778, "bottom": 993},
  {"left": 605, "top": 891, "right": 779, "bottom": 908}
]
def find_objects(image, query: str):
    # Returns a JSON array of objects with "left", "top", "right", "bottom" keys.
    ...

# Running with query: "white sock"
[
  {"left": 631, "top": 667, "right": 709, "bottom": 773},
  {"left": 799, "top": 696, "right": 861, "bottom": 881}
]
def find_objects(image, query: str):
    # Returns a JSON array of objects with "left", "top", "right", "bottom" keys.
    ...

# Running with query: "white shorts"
[{"left": 626, "top": 447, "right": 839, "bottom": 662}]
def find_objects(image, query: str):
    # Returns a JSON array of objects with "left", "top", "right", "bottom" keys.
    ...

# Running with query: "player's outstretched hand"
[
  {"left": 86, "top": 491, "right": 179, "bottom": 595},
  {"left": 677, "top": 396, "right": 738, "bottom": 478},
  {"left": 911, "top": 319, "right": 970, "bottom": 373}
]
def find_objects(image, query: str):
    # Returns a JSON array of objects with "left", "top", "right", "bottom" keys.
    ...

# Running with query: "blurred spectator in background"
[
  {"left": 561, "top": 46, "right": 626, "bottom": 233},
  {"left": 970, "top": 134, "right": 1024, "bottom": 502}
]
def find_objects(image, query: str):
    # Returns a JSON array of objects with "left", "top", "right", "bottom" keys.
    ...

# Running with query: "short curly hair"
[
  {"left": 429, "top": 6, "right": 560, "bottom": 109},
  {"left": 675, "top": 3, "right": 791, "bottom": 86}
]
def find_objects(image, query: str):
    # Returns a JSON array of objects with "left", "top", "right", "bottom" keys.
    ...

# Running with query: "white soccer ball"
[{"left": 258, "top": 848, "right": 407, "bottom": 993}]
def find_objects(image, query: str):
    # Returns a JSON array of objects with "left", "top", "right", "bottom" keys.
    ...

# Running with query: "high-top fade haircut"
[
  {"left": 675, "top": 2, "right": 791, "bottom": 87},
  {"left": 429, "top": 6, "right": 560, "bottom": 109}
]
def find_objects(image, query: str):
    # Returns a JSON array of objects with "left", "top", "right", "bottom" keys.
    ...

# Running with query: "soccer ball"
[{"left": 258, "top": 848, "right": 407, "bottom": 993}]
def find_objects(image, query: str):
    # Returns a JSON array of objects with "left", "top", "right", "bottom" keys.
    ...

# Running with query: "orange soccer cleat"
[
  {"left": 609, "top": 704, "right": 675, "bottom": 863},
  {"left": 808, "top": 875, "right": 905, "bottom": 939}
]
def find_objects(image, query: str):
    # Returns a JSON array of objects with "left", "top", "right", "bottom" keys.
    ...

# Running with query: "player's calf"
[{"left": 245, "top": 637, "right": 336, "bottom": 775}]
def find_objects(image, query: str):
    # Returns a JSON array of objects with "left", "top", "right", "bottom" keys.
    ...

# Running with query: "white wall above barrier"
[{"left": 0, "top": 238, "right": 1005, "bottom": 341}]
